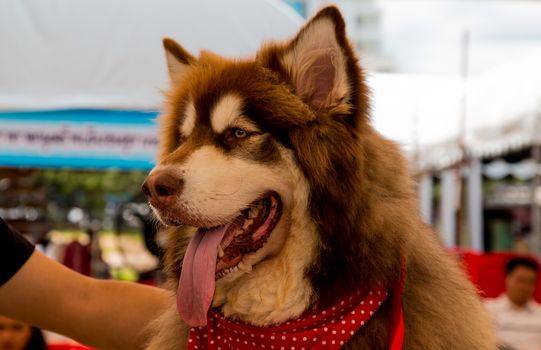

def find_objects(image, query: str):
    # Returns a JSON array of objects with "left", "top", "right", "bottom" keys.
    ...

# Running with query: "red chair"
[{"left": 456, "top": 250, "right": 541, "bottom": 302}]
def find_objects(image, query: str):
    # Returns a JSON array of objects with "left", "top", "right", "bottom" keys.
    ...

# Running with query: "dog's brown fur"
[{"left": 145, "top": 7, "right": 495, "bottom": 349}]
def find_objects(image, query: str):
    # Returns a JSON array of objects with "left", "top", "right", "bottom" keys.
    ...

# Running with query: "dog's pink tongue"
[{"left": 177, "top": 225, "right": 228, "bottom": 327}]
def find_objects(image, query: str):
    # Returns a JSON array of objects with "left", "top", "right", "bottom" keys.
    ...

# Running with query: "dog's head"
[{"left": 144, "top": 6, "right": 408, "bottom": 327}]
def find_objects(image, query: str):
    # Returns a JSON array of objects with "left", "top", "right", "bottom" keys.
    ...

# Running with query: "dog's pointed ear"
[
  {"left": 163, "top": 38, "right": 196, "bottom": 85},
  {"left": 280, "top": 7, "right": 355, "bottom": 110}
]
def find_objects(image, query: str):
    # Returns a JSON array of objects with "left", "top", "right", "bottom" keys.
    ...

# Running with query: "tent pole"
[
  {"left": 455, "top": 28, "right": 470, "bottom": 247},
  {"left": 468, "top": 158, "right": 483, "bottom": 251},
  {"left": 532, "top": 145, "right": 541, "bottom": 255},
  {"left": 441, "top": 169, "right": 457, "bottom": 248}
]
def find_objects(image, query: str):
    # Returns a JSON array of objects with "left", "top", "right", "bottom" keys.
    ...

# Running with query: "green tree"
[{"left": 32, "top": 169, "right": 148, "bottom": 221}]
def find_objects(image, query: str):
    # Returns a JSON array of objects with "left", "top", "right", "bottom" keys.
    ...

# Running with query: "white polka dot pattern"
[{"left": 187, "top": 286, "right": 388, "bottom": 350}]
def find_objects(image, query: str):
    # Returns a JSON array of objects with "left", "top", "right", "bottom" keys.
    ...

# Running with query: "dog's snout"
[
  {"left": 141, "top": 179, "right": 152, "bottom": 198},
  {"left": 142, "top": 170, "right": 184, "bottom": 205}
]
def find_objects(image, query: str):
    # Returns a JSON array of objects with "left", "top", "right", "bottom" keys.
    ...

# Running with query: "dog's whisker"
[{"left": 210, "top": 180, "right": 244, "bottom": 197}]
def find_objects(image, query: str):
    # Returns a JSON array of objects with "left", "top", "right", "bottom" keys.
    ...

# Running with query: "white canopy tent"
[
  {"left": 1, "top": 0, "right": 540, "bottom": 170},
  {"left": 368, "top": 73, "right": 464, "bottom": 169},
  {"left": 0, "top": 0, "right": 302, "bottom": 111},
  {"left": 465, "top": 51, "right": 541, "bottom": 160},
  {"left": 369, "top": 50, "right": 541, "bottom": 170},
  {"left": 0, "top": 0, "right": 302, "bottom": 170}
]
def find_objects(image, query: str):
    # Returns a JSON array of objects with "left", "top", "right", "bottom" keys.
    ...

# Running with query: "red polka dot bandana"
[{"left": 188, "top": 286, "right": 388, "bottom": 350}]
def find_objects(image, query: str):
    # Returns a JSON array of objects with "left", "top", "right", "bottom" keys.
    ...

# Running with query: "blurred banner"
[{"left": 0, "top": 110, "right": 159, "bottom": 169}]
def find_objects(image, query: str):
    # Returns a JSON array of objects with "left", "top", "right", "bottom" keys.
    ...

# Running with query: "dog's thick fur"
[{"left": 144, "top": 7, "right": 495, "bottom": 349}]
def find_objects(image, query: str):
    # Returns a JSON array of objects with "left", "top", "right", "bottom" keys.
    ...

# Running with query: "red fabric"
[
  {"left": 188, "top": 286, "right": 388, "bottom": 350},
  {"left": 388, "top": 259, "right": 406, "bottom": 350},
  {"left": 48, "top": 345, "right": 92, "bottom": 350},
  {"left": 62, "top": 241, "right": 91, "bottom": 276},
  {"left": 456, "top": 250, "right": 541, "bottom": 302}
]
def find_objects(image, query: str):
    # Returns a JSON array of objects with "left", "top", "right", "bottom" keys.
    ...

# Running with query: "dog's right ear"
[
  {"left": 163, "top": 38, "right": 196, "bottom": 85},
  {"left": 278, "top": 7, "right": 355, "bottom": 111}
]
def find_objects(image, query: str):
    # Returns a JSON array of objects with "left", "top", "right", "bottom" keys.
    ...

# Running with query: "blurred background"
[{"left": 1, "top": 0, "right": 541, "bottom": 346}]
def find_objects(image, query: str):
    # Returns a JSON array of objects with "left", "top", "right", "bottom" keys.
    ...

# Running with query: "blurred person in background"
[
  {"left": 485, "top": 257, "right": 541, "bottom": 350},
  {"left": 0, "top": 315, "right": 47, "bottom": 350}
]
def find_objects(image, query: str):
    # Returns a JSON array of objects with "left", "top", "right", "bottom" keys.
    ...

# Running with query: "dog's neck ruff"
[{"left": 187, "top": 286, "right": 388, "bottom": 350}]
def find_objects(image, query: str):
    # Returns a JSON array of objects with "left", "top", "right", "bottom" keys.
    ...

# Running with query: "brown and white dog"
[{"left": 142, "top": 7, "right": 495, "bottom": 349}]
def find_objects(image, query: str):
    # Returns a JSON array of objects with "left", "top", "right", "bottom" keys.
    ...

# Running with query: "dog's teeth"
[
  {"left": 248, "top": 208, "right": 259, "bottom": 219},
  {"left": 217, "top": 245, "right": 225, "bottom": 258},
  {"left": 217, "top": 263, "right": 247, "bottom": 279},
  {"left": 243, "top": 219, "right": 254, "bottom": 230},
  {"left": 238, "top": 261, "right": 252, "bottom": 272}
]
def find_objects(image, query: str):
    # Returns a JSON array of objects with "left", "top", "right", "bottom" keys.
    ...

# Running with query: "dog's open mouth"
[
  {"left": 213, "top": 193, "right": 282, "bottom": 279},
  {"left": 176, "top": 192, "right": 283, "bottom": 327}
]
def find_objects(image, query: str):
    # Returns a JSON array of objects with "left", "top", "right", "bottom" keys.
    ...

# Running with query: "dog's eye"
[{"left": 233, "top": 128, "right": 248, "bottom": 139}]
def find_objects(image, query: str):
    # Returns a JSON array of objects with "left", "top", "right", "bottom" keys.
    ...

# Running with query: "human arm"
[{"left": 0, "top": 222, "right": 170, "bottom": 350}]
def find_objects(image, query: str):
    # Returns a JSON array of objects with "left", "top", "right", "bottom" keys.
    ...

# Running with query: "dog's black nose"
[{"left": 142, "top": 170, "right": 184, "bottom": 205}]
